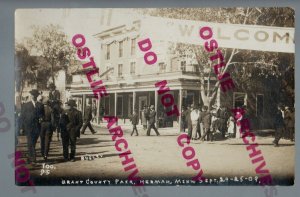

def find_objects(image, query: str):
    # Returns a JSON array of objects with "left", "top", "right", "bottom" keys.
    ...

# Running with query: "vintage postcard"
[{"left": 14, "top": 8, "right": 294, "bottom": 188}]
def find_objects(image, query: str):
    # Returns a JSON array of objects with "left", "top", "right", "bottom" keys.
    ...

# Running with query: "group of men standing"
[
  {"left": 273, "top": 104, "right": 295, "bottom": 147},
  {"left": 20, "top": 84, "right": 97, "bottom": 164},
  {"left": 181, "top": 104, "right": 228, "bottom": 141},
  {"left": 131, "top": 105, "right": 160, "bottom": 136}
]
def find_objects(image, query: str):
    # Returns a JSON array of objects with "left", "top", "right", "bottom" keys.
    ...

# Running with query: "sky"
[{"left": 15, "top": 8, "right": 142, "bottom": 63}]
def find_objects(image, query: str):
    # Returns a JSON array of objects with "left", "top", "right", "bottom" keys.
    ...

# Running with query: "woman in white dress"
[{"left": 227, "top": 116, "right": 235, "bottom": 138}]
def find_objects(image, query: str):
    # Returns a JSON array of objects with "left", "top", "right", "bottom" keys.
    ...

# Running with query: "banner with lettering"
[{"left": 140, "top": 16, "right": 295, "bottom": 53}]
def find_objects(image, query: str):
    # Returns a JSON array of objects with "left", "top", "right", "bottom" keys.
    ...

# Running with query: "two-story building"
[
  {"left": 69, "top": 19, "right": 204, "bottom": 127},
  {"left": 69, "top": 19, "right": 283, "bottom": 129}
]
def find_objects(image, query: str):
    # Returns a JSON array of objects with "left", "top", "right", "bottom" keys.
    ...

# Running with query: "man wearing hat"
[
  {"left": 146, "top": 105, "right": 160, "bottom": 136},
  {"left": 130, "top": 109, "right": 139, "bottom": 136},
  {"left": 40, "top": 96, "right": 54, "bottom": 161},
  {"left": 48, "top": 83, "right": 61, "bottom": 101},
  {"left": 81, "top": 99, "right": 96, "bottom": 135},
  {"left": 60, "top": 99, "right": 82, "bottom": 162},
  {"left": 48, "top": 83, "right": 61, "bottom": 141},
  {"left": 215, "top": 105, "right": 229, "bottom": 139},
  {"left": 20, "top": 89, "right": 44, "bottom": 164},
  {"left": 273, "top": 104, "right": 285, "bottom": 147}
]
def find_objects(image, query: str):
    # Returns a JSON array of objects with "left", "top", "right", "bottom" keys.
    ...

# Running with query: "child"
[
  {"left": 130, "top": 110, "right": 139, "bottom": 136},
  {"left": 227, "top": 115, "right": 235, "bottom": 138}
]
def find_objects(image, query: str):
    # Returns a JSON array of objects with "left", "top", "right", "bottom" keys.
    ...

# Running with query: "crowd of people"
[
  {"left": 19, "top": 84, "right": 97, "bottom": 164},
  {"left": 179, "top": 103, "right": 295, "bottom": 146},
  {"left": 18, "top": 84, "right": 295, "bottom": 164},
  {"left": 180, "top": 104, "right": 229, "bottom": 142}
]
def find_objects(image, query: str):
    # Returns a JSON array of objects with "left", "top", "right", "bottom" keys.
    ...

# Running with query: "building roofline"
[{"left": 93, "top": 20, "right": 141, "bottom": 39}]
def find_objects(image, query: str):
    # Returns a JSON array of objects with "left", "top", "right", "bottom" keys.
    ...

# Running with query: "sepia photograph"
[{"left": 14, "top": 8, "right": 295, "bottom": 187}]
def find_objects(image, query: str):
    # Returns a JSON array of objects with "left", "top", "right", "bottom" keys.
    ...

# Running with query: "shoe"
[
  {"left": 44, "top": 156, "right": 47, "bottom": 161},
  {"left": 70, "top": 158, "right": 76, "bottom": 162},
  {"left": 135, "top": 134, "right": 139, "bottom": 136},
  {"left": 63, "top": 158, "right": 69, "bottom": 162},
  {"left": 92, "top": 131, "right": 96, "bottom": 134},
  {"left": 274, "top": 144, "right": 279, "bottom": 147}
]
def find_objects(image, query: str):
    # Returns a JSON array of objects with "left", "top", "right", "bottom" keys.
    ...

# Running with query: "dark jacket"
[
  {"left": 76, "top": 110, "right": 83, "bottom": 137},
  {"left": 284, "top": 110, "right": 294, "bottom": 128},
  {"left": 274, "top": 110, "right": 285, "bottom": 128},
  {"left": 148, "top": 110, "right": 156, "bottom": 124},
  {"left": 84, "top": 105, "right": 93, "bottom": 121},
  {"left": 49, "top": 90, "right": 60, "bottom": 101},
  {"left": 200, "top": 111, "right": 212, "bottom": 129},
  {"left": 42, "top": 104, "right": 53, "bottom": 122},
  {"left": 185, "top": 109, "right": 192, "bottom": 126},
  {"left": 60, "top": 108, "right": 82, "bottom": 133},
  {"left": 21, "top": 101, "right": 44, "bottom": 133},
  {"left": 131, "top": 113, "right": 139, "bottom": 125}
]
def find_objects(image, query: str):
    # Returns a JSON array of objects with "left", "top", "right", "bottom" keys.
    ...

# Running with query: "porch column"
[
  {"left": 114, "top": 92, "right": 118, "bottom": 125},
  {"left": 82, "top": 94, "right": 86, "bottom": 118},
  {"left": 133, "top": 91, "right": 136, "bottom": 112},
  {"left": 97, "top": 98, "right": 100, "bottom": 124},
  {"left": 179, "top": 89, "right": 182, "bottom": 131},
  {"left": 155, "top": 90, "right": 158, "bottom": 121},
  {"left": 114, "top": 92, "right": 117, "bottom": 117}
]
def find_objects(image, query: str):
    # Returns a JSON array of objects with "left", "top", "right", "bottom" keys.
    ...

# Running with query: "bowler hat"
[
  {"left": 29, "top": 89, "right": 40, "bottom": 97},
  {"left": 65, "top": 99, "right": 77, "bottom": 107}
]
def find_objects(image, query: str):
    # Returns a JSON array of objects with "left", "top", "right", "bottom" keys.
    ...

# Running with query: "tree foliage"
[
  {"left": 140, "top": 8, "right": 295, "bottom": 110},
  {"left": 15, "top": 43, "right": 38, "bottom": 97},
  {"left": 26, "top": 24, "right": 76, "bottom": 85}
]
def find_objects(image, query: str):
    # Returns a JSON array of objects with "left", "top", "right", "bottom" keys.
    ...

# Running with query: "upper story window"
[
  {"left": 159, "top": 62, "right": 166, "bottom": 72},
  {"left": 180, "top": 61, "right": 186, "bottom": 72},
  {"left": 193, "top": 64, "right": 199, "bottom": 72},
  {"left": 118, "top": 64, "right": 123, "bottom": 77},
  {"left": 119, "top": 41, "right": 123, "bottom": 57},
  {"left": 131, "top": 38, "right": 136, "bottom": 56},
  {"left": 106, "top": 44, "right": 111, "bottom": 60},
  {"left": 130, "top": 62, "right": 136, "bottom": 75}
]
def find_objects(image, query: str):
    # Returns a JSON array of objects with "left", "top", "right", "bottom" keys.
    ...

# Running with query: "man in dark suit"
[
  {"left": 40, "top": 96, "right": 54, "bottom": 161},
  {"left": 130, "top": 109, "right": 139, "bottom": 136},
  {"left": 60, "top": 100, "right": 82, "bottom": 162},
  {"left": 273, "top": 104, "right": 285, "bottom": 147},
  {"left": 48, "top": 83, "right": 61, "bottom": 141},
  {"left": 20, "top": 89, "right": 44, "bottom": 164},
  {"left": 200, "top": 106, "right": 212, "bottom": 141},
  {"left": 74, "top": 105, "right": 83, "bottom": 138},
  {"left": 146, "top": 105, "right": 160, "bottom": 136},
  {"left": 81, "top": 99, "right": 96, "bottom": 134},
  {"left": 215, "top": 105, "right": 229, "bottom": 139}
]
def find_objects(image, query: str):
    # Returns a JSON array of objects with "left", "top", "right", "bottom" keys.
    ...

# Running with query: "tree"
[
  {"left": 140, "top": 8, "right": 295, "bottom": 111},
  {"left": 15, "top": 43, "right": 38, "bottom": 101},
  {"left": 26, "top": 24, "right": 75, "bottom": 86}
]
